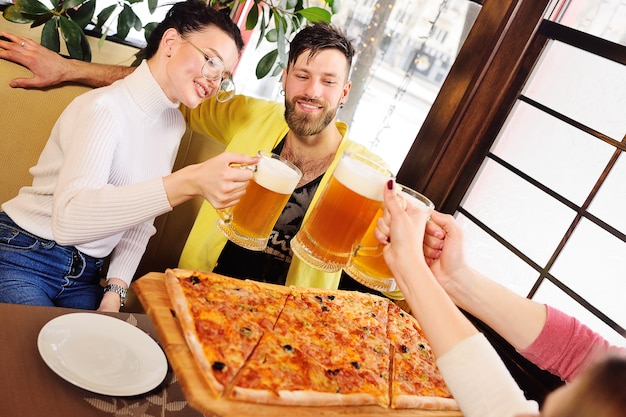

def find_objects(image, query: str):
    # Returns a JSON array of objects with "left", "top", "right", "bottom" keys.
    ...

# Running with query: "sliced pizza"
[
  {"left": 387, "top": 302, "right": 459, "bottom": 410},
  {"left": 271, "top": 288, "right": 391, "bottom": 406},
  {"left": 165, "top": 269, "right": 289, "bottom": 395},
  {"left": 163, "top": 268, "right": 459, "bottom": 411}
]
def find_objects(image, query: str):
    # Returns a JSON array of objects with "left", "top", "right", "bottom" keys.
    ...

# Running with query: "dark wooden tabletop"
[{"left": 0, "top": 302, "right": 204, "bottom": 417}]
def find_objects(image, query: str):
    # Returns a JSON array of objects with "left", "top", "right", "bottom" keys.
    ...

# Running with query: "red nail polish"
[{"left": 387, "top": 180, "right": 394, "bottom": 190}]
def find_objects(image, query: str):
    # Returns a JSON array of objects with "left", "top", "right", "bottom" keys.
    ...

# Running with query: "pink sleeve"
[{"left": 518, "top": 305, "right": 622, "bottom": 382}]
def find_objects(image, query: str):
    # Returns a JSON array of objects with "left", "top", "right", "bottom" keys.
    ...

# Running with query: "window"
[
  {"left": 457, "top": 1, "right": 625, "bottom": 348},
  {"left": 234, "top": 0, "right": 481, "bottom": 173}
]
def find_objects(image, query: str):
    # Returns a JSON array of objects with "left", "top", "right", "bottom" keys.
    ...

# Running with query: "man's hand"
[
  {"left": 0, "top": 32, "right": 71, "bottom": 88},
  {"left": 0, "top": 31, "right": 133, "bottom": 88}
]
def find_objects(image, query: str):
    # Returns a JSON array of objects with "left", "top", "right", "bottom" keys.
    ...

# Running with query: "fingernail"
[
  {"left": 386, "top": 236, "right": 391, "bottom": 243},
  {"left": 387, "top": 180, "right": 394, "bottom": 190}
]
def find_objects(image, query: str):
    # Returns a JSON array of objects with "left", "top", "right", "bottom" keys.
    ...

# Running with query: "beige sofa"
[{"left": 0, "top": 20, "right": 225, "bottom": 311}]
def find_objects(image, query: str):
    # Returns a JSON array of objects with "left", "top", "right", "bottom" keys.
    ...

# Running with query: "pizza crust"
[
  {"left": 392, "top": 395, "right": 460, "bottom": 410},
  {"left": 230, "top": 387, "right": 383, "bottom": 407},
  {"left": 165, "top": 271, "right": 225, "bottom": 396}
]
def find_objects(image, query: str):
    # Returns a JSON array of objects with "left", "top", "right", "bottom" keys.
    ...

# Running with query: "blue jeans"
[{"left": 0, "top": 211, "right": 105, "bottom": 309}]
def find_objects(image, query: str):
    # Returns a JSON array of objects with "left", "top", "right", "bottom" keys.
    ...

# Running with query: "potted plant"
[{"left": 2, "top": 0, "right": 338, "bottom": 78}]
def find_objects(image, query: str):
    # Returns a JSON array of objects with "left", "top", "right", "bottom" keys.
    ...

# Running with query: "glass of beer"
[
  {"left": 290, "top": 151, "right": 393, "bottom": 272},
  {"left": 217, "top": 150, "right": 302, "bottom": 251},
  {"left": 343, "top": 184, "right": 434, "bottom": 291}
]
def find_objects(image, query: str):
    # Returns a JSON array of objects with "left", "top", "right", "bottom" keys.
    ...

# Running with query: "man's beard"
[{"left": 284, "top": 96, "right": 338, "bottom": 136}]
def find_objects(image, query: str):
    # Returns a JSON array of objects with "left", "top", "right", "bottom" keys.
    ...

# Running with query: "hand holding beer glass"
[
  {"left": 290, "top": 151, "right": 393, "bottom": 272},
  {"left": 343, "top": 184, "right": 434, "bottom": 292},
  {"left": 217, "top": 150, "right": 302, "bottom": 251}
]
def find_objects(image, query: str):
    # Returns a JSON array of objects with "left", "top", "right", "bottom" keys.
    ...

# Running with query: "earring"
[
  {"left": 339, "top": 103, "right": 344, "bottom": 109},
  {"left": 280, "top": 89, "right": 285, "bottom": 96}
]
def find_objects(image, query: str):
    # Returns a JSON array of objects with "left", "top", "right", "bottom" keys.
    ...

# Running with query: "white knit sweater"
[{"left": 3, "top": 61, "right": 184, "bottom": 285}]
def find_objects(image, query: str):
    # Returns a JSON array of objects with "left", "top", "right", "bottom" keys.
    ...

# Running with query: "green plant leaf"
[
  {"left": 274, "top": 13, "right": 287, "bottom": 67},
  {"left": 245, "top": 1, "right": 258, "bottom": 31},
  {"left": 59, "top": 15, "right": 89, "bottom": 60},
  {"left": 95, "top": 4, "right": 116, "bottom": 33},
  {"left": 271, "top": 63, "right": 283, "bottom": 77},
  {"left": 62, "top": 0, "right": 88, "bottom": 11},
  {"left": 265, "top": 28, "right": 277, "bottom": 42},
  {"left": 78, "top": 30, "right": 92, "bottom": 61},
  {"left": 133, "top": 13, "right": 142, "bottom": 31},
  {"left": 329, "top": 0, "right": 341, "bottom": 15},
  {"left": 147, "top": 0, "right": 158, "bottom": 14},
  {"left": 256, "top": 48, "right": 277, "bottom": 79},
  {"left": 67, "top": 0, "right": 95, "bottom": 29},
  {"left": 143, "top": 21, "right": 158, "bottom": 42},
  {"left": 295, "top": 7, "right": 331, "bottom": 23},
  {"left": 285, "top": 0, "right": 298, "bottom": 10},
  {"left": 41, "top": 18, "right": 60, "bottom": 52},
  {"left": 15, "top": 0, "right": 51, "bottom": 16},
  {"left": 2, "top": 5, "right": 32, "bottom": 23},
  {"left": 116, "top": 4, "right": 136, "bottom": 40},
  {"left": 98, "top": 32, "right": 106, "bottom": 48},
  {"left": 30, "top": 12, "right": 53, "bottom": 28},
  {"left": 254, "top": 9, "right": 266, "bottom": 49}
]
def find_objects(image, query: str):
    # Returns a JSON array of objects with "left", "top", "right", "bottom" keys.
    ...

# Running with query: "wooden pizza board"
[{"left": 134, "top": 271, "right": 464, "bottom": 417}]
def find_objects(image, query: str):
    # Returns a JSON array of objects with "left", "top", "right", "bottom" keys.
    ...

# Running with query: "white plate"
[{"left": 37, "top": 312, "right": 168, "bottom": 396}]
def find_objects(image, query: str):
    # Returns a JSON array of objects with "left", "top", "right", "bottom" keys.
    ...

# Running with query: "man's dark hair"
[
  {"left": 287, "top": 22, "right": 355, "bottom": 75},
  {"left": 141, "top": 0, "right": 244, "bottom": 60}
]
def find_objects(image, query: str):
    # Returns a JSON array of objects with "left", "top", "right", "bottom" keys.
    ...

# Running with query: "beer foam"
[
  {"left": 254, "top": 156, "right": 301, "bottom": 194},
  {"left": 334, "top": 155, "right": 390, "bottom": 201}
]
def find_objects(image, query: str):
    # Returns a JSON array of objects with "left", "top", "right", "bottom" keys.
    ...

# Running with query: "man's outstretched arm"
[{"left": 0, "top": 32, "right": 134, "bottom": 88}]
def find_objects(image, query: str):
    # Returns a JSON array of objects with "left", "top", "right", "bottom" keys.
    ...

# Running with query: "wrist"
[
  {"left": 445, "top": 267, "right": 488, "bottom": 311},
  {"left": 103, "top": 281, "right": 128, "bottom": 307}
]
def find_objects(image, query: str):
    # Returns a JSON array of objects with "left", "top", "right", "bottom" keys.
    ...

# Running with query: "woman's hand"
[
  {"left": 374, "top": 180, "right": 431, "bottom": 284},
  {"left": 163, "top": 152, "right": 260, "bottom": 209}
]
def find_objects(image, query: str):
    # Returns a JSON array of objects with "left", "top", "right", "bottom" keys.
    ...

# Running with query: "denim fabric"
[{"left": 0, "top": 211, "right": 105, "bottom": 309}]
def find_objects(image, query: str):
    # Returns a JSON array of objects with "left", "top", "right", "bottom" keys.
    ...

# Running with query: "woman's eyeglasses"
[{"left": 181, "top": 36, "right": 236, "bottom": 102}]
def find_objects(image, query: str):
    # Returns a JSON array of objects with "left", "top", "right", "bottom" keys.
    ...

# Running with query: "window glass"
[
  {"left": 548, "top": 218, "right": 626, "bottom": 336},
  {"left": 547, "top": 0, "right": 626, "bottom": 47},
  {"left": 459, "top": 4, "right": 626, "bottom": 348},
  {"left": 588, "top": 154, "right": 626, "bottom": 234},
  {"left": 234, "top": 0, "right": 482, "bottom": 173},
  {"left": 491, "top": 101, "right": 615, "bottom": 206},
  {"left": 522, "top": 40, "right": 626, "bottom": 140},
  {"left": 455, "top": 212, "right": 540, "bottom": 297},
  {"left": 461, "top": 158, "right": 576, "bottom": 266}
]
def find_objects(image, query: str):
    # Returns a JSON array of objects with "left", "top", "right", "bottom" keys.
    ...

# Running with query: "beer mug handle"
[
  {"left": 217, "top": 163, "right": 258, "bottom": 224},
  {"left": 217, "top": 207, "right": 233, "bottom": 224},
  {"left": 229, "top": 163, "right": 258, "bottom": 172},
  {"left": 351, "top": 242, "right": 382, "bottom": 258}
]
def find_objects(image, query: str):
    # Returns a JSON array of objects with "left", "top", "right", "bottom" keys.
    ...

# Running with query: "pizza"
[{"left": 164, "top": 268, "right": 458, "bottom": 410}]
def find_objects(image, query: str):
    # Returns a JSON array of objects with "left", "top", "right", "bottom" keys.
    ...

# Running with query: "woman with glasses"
[{"left": 0, "top": 0, "right": 256, "bottom": 311}]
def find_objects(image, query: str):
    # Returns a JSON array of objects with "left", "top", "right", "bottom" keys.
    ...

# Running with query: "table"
[{"left": 0, "top": 302, "right": 203, "bottom": 417}]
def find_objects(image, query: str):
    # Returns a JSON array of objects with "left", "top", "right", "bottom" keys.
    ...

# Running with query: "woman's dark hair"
[
  {"left": 552, "top": 353, "right": 626, "bottom": 417},
  {"left": 287, "top": 22, "right": 355, "bottom": 76},
  {"left": 140, "top": 0, "right": 244, "bottom": 60}
]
